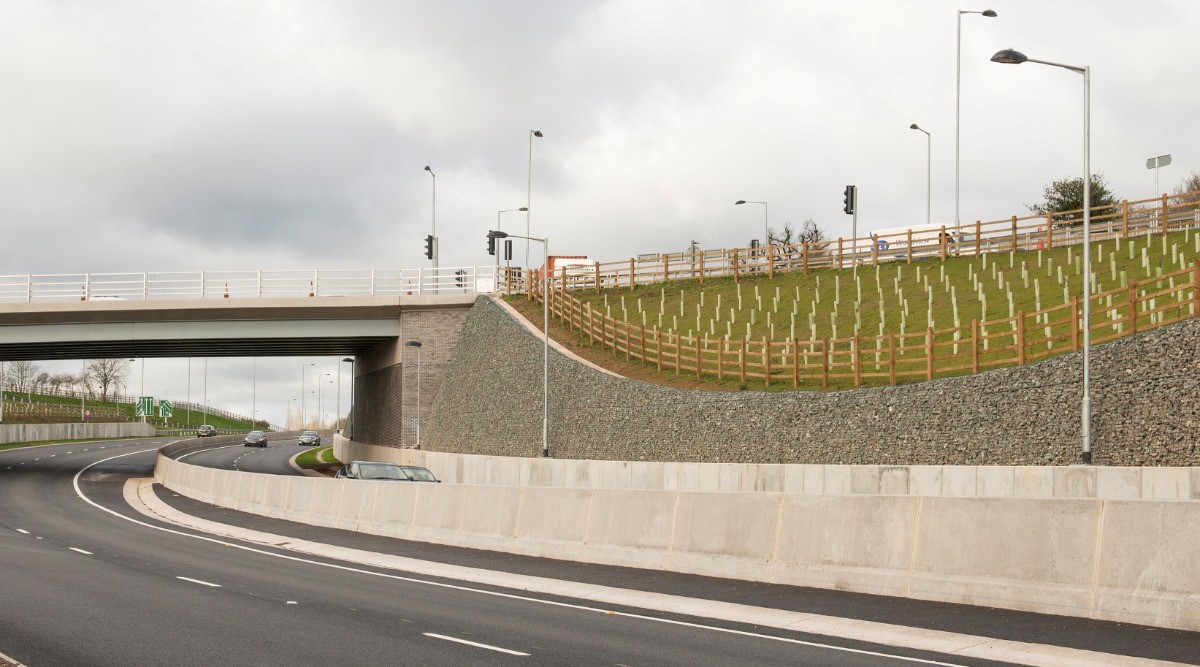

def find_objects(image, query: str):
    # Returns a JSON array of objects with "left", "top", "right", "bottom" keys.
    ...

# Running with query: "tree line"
[{"left": 1, "top": 359, "right": 131, "bottom": 401}]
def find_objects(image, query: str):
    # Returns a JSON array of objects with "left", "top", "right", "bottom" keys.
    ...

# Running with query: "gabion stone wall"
[{"left": 421, "top": 296, "right": 1200, "bottom": 466}]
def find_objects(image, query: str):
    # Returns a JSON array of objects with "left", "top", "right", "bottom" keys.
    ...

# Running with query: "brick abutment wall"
[{"left": 420, "top": 296, "right": 1200, "bottom": 466}]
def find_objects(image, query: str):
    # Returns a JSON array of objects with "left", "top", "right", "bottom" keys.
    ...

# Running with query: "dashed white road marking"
[
  {"left": 423, "top": 633, "right": 530, "bottom": 657},
  {"left": 16, "top": 529, "right": 30, "bottom": 534},
  {"left": 177, "top": 576, "right": 221, "bottom": 588},
  {"left": 69, "top": 547, "right": 93, "bottom": 555}
]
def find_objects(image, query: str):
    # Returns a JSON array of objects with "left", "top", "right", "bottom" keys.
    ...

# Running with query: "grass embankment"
[
  {"left": 295, "top": 445, "right": 341, "bottom": 470},
  {"left": 1, "top": 391, "right": 262, "bottom": 430},
  {"left": 511, "top": 228, "right": 1200, "bottom": 391}
]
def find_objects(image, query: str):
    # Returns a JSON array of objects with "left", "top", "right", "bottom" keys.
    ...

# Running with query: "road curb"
[{"left": 287, "top": 449, "right": 327, "bottom": 477}]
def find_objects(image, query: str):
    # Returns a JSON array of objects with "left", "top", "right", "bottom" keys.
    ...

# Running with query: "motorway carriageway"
[{"left": 0, "top": 437, "right": 1197, "bottom": 666}]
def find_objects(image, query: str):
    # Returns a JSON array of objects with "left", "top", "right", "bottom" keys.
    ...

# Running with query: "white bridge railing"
[{"left": 0, "top": 266, "right": 500, "bottom": 303}]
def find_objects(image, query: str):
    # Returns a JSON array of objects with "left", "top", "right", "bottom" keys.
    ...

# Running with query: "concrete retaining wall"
[
  {"left": 0, "top": 421, "right": 155, "bottom": 445},
  {"left": 157, "top": 444, "right": 1200, "bottom": 631},
  {"left": 420, "top": 296, "right": 1200, "bottom": 466},
  {"left": 334, "top": 436, "right": 1200, "bottom": 501}
]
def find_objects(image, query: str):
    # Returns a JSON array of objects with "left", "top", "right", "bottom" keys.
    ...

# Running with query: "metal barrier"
[{"left": 0, "top": 266, "right": 498, "bottom": 303}]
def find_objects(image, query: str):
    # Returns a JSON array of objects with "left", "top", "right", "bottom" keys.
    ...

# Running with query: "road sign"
[
  {"left": 158, "top": 400, "right": 173, "bottom": 418},
  {"left": 136, "top": 396, "right": 153, "bottom": 417}
]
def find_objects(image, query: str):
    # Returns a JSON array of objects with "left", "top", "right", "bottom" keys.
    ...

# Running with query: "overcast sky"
[{"left": 4, "top": 1, "right": 1199, "bottom": 428}]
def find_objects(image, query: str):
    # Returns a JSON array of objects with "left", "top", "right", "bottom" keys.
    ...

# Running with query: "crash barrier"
[
  {"left": 156, "top": 439, "right": 1200, "bottom": 631},
  {"left": 0, "top": 421, "right": 155, "bottom": 445},
  {"left": 332, "top": 438, "right": 1200, "bottom": 501}
]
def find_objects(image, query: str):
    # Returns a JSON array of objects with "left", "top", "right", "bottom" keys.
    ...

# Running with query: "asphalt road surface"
[
  {"left": 174, "top": 436, "right": 310, "bottom": 475},
  {"left": 1, "top": 437, "right": 1197, "bottom": 666}
]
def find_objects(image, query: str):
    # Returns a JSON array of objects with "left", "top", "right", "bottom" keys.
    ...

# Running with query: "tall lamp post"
[
  {"left": 0, "top": 361, "right": 5, "bottom": 424},
  {"left": 489, "top": 230, "right": 551, "bottom": 457},
  {"left": 301, "top": 363, "right": 315, "bottom": 428},
  {"left": 339, "top": 357, "right": 354, "bottom": 432},
  {"left": 424, "top": 165, "right": 437, "bottom": 272},
  {"left": 734, "top": 200, "right": 769, "bottom": 246},
  {"left": 526, "top": 129, "right": 544, "bottom": 271},
  {"left": 956, "top": 9, "right": 997, "bottom": 238},
  {"left": 909, "top": 124, "right": 932, "bottom": 227},
  {"left": 404, "top": 341, "right": 423, "bottom": 448},
  {"left": 991, "top": 48, "right": 1091, "bottom": 464}
]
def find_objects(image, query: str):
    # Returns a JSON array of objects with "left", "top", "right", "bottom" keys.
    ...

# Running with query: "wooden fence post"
[
  {"left": 640, "top": 325, "right": 647, "bottom": 364},
  {"left": 662, "top": 255, "right": 670, "bottom": 283},
  {"left": 594, "top": 261, "right": 601, "bottom": 293},
  {"left": 767, "top": 244, "right": 775, "bottom": 278},
  {"left": 698, "top": 252, "right": 705, "bottom": 284},
  {"left": 1069, "top": 297, "right": 1079, "bottom": 351},
  {"left": 763, "top": 340, "right": 771, "bottom": 388},
  {"left": 974, "top": 220, "right": 981, "bottom": 257},
  {"left": 624, "top": 320, "right": 631, "bottom": 361},
  {"left": 717, "top": 341, "right": 724, "bottom": 381},
  {"left": 656, "top": 330, "right": 662, "bottom": 371},
  {"left": 1193, "top": 259, "right": 1200, "bottom": 313},
  {"left": 1121, "top": 200, "right": 1129, "bottom": 238},
  {"left": 676, "top": 333, "right": 683, "bottom": 376},
  {"left": 906, "top": 229, "right": 913, "bottom": 264},
  {"left": 695, "top": 337, "right": 702, "bottom": 380},
  {"left": 1010, "top": 215, "right": 1018, "bottom": 253},
  {"left": 872, "top": 237, "right": 879, "bottom": 266},
  {"left": 925, "top": 328, "right": 934, "bottom": 380},
  {"left": 792, "top": 340, "right": 800, "bottom": 389},
  {"left": 837, "top": 238, "right": 843, "bottom": 269},
  {"left": 629, "top": 258, "right": 635, "bottom": 290},
  {"left": 1128, "top": 282, "right": 1138, "bottom": 334},
  {"left": 1161, "top": 193, "right": 1169, "bottom": 235},
  {"left": 802, "top": 242, "right": 810, "bottom": 275},
  {"left": 970, "top": 320, "right": 979, "bottom": 374},
  {"left": 1016, "top": 310, "right": 1026, "bottom": 365},
  {"left": 887, "top": 333, "right": 896, "bottom": 386}
]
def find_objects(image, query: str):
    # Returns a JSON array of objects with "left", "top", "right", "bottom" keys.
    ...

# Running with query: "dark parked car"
[
  {"left": 197, "top": 425, "right": 217, "bottom": 437},
  {"left": 243, "top": 430, "right": 269, "bottom": 447},
  {"left": 334, "top": 461, "right": 440, "bottom": 482},
  {"left": 298, "top": 430, "right": 322, "bottom": 446}
]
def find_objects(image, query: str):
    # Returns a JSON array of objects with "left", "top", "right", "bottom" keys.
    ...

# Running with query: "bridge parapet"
[{"left": 0, "top": 266, "right": 499, "bottom": 302}]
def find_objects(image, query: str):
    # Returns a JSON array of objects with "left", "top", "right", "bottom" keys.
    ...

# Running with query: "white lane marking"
[
  {"left": 16, "top": 529, "right": 30, "bottom": 534},
  {"left": 74, "top": 453, "right": 969, "bottom": 667},
  {"left": 176, "top": 444, "right": 241, "bottom": 461},
  {"left": 69, "top": 547, "right": 93, "bottom": 555},
  {"left": 423, "top": 633, "right": 530, "bottom": 657},
  {"left": 48, "top": 454, "right": 56, "bottom": 458},
  {"left": 177, "top": 576, "right": 221, "bottom": 588}
]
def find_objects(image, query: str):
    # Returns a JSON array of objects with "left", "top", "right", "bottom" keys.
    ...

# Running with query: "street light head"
[
  {"left": 423, "top": 165, "right": 432, "bottom": 172},
  {"left": 982, "top": 9, "right": 997, "bottom": 17},
  {"left": 404, "top": 341, "right": 423, "bottom": 348},
  {"left": 909, "top": 123, "right": 919, "bottom": 130},
  {"left": 519, "top": 207, "right": 528, "bottom": 211},
  {"left": 532, "top": 130, "right": 543, "bottom": 137},
  {"left": 488, "top": 230, "right": 509, "bottom": 239},
  {"left": 341, "top": 357, "right": 353, "bottom": 363},
  {"left": 990, "top": 49, "right": 1027, "bottom": 64},
  {"left": 734, "top": 200, "right": 747, "bottom": 205}
]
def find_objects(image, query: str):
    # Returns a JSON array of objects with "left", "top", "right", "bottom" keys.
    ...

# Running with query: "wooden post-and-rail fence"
[{"left": 529, "top": 260, "right": 1200, "bottom": 390}]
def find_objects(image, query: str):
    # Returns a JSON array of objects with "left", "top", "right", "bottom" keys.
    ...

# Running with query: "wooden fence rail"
[
  {"left": 532, "top": 260, "right": 1199, "bottom": 389},
  {"left": 498, "top": 191, "right": 1200, "bottom": 295}
]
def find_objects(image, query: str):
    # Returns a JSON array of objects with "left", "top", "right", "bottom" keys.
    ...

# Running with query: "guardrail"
[{"left": 0, "top": 266, "right": 498, "bottom": 303}]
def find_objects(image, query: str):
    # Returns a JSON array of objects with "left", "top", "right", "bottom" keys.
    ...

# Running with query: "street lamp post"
[
  {"left": 910, "top": 124, "right": 932, "bottom": 227},
  {"left": 301, "top": 363, "right": 315, "bottom": 428},
  {"left": 139, "top": 358, "right": 146, "bottom": 423},
  {"left": 339, "top": 357, "right": 353, "bottom": 432},
  {"left": 251, "top": 357, "right": 257, "bottom": 430},
  {"left": 991, "top": 48, "right": 1092, "bottom": 464},
  {"left": 526, "top": 129, "right": 544, "bottom": 272},
  {"left": 488, "top": 230, "right": 551, "bottom": 457},
  {"left": 404, "top": 341, "right": 423, "bottom": 448},
  {"left": 203, "top": 357, "right": 208, "bottom": 425},
  {"left": 424, "top": 166, "right": 437, "bottom": 272},
  {"left": 734, "top": 200, "right": 769, "bottom": 246},
  {"left": 0, "top": 361, "right": 5, "bottom": 424},
  {"left": 956, "top": 9, "right": 998, "bottom": 238}
]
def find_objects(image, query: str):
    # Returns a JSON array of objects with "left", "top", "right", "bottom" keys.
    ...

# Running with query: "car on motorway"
[
  {"left": 243, "top": 430, "right": 269, "bottom": 447},
  {"left": 333, "top": 460, "right": 440, "bottom": 482},
  {"left": 298, "top": 430, "right": 322, "bottom": 446},
  {"left": 196, "top": 424, "right": 217, "bottom": 437}
]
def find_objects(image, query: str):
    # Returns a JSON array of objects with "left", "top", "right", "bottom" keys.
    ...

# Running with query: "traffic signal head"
[
  {"left": 487, "top": 235, "right": 497, "bottom": 256},
  {"left": 423, "top": 234, "right": 434, "bottom": 260},
  {"left": 842, "top": 185, "right": 857, "bottom": 215}
]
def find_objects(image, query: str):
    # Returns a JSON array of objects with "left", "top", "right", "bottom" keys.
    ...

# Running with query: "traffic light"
[
  {"left": 488, "top": 235, "right": 497, "bottom": 256},
  {"left": 424, "top": 234, "right": 434, "bottom": 260},
  {"left": 843, "top": 185, "right": 857, "bottom": 215}
]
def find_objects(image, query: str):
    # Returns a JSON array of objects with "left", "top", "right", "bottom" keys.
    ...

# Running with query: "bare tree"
[
  {"left": 34, "top": 372, "right": 50, "bottom": 393},
  {"left": 48, "top": 373, "right": 74, "bottom": 394},
  {"left": 4, "top": 361, "right": 41, "bottom": 393},
  {"left": 87, "top": 359, "right": 131, "bottom": 401},
  {"left": 1173, "top": 170, "right": 1200, "bottom": 203},
  {"left": 767, "top": 219, "right": 830, "bottom": 268}
]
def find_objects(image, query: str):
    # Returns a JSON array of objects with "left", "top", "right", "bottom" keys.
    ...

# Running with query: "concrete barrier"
[
  {"left": 0, "top": 421, "right": 155, "bottom": 445},
  {"left": 159, "top": 441, "right": 1200, "bottom": 631},
  {"left": 335, "top": 437, "right": 1200, "bottom": 501}
]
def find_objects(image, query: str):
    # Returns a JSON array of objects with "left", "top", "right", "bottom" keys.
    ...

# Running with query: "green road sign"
[
  {"left": 158, "top": 400, "right": 173, "bottom": 418},
  {"left": 136, "top": 396, "right": 154, "bottom": 417}
]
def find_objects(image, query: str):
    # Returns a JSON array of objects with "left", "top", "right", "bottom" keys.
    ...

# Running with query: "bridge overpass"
[{"left": 0, "top": 266, "right": 497, "bottom": 445}]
